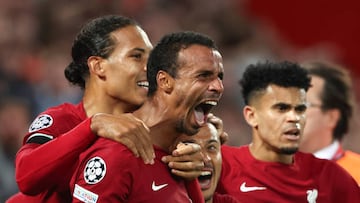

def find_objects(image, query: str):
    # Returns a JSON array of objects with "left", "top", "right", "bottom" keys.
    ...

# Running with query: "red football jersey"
[
  {"left": 217, "top": 145, "right": 360, "bottom": 203},
  {"left": 70, "top": 138, "right": 204, "bottom": 203},
  {"left": 213, "top": 192, "right": 240, "bottom": 203},
  {"left": 8, "top": 102, "right": 96, "bottom": 203}
]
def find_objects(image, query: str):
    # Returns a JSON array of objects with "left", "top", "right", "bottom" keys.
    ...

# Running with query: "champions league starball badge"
[
  {"left": 29, "top": 114, "right": 53, "bottom": 132},
  {"left": 84, "top": 157, "right": 106, "bottom": 184}
]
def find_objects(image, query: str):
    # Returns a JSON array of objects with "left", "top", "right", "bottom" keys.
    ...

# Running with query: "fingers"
[
  {"left": 133, "top": 119, "right": 154, "bottom": 164},
  {"left": 207, "top": 113, "right": 222, "bottom": 129},
  {"left": 207, "top": 113, "right": 229, "bottom": 144},
  {"left": 172, "top": 142, "right": 201, "bottom": 156},
  {"left": 118, "top": 137, "right": 139, "bottom": 158},
  {"left": 220, "top": 131, "right": 229, "bottom": 144},
  {"left": 91, "top": 113, "right": 155, "bottom": 164},
  {"left": 118, "top": 128, "right": 154, "bottom": 165},
  {"left": 169, "top": 169, "right": 203, "bottom": 181},
  {"left": 123, "top": 116, "right": 154, "bottom": 164},
  {"left": 162, "top": 142, "right": 202, "bottom": 164},
  {"left": 162, "top": 143, "right": 204, "bottom": 180},
  {"left": 167, "top": 158, "right": 204, "bottom": 171},
  {"left": 162, "top": 155, "right": 205, "bottom": 181}
]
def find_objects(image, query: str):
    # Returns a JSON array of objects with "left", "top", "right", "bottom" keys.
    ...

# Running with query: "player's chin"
[{"left": 279, "top": 146, "right": 298, "bottom": 155}]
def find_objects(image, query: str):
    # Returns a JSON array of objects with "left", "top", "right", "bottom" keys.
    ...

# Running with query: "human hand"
[
  {"left": 207, "top": 113, "right": 228, "bottom": 144},
  {"left": 162, "top": 142, "right": 204, "bottom": 180},
  {"left": 91, "top": 113, "right": 155, "bottom": 164}
]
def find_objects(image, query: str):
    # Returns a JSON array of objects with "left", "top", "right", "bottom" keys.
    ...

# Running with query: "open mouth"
[
  {"left": 285, "top": 128, "right": 300, "bottom": 136},
  {"left": 137, "top": 81, "right": 149, "bottom": 89},
  {"left": 283, "top": 128, "right": 300, "bottom": 141},
  {"left": 198, "top": 170, "right": 213, "bottom": 190},
  {"left": 194, "top": 100, "right": 218, "bottom": 126}
]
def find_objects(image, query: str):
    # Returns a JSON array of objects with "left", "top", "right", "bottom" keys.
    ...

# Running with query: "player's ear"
[
  {"left": 88, "top": 56, "right": 106, "bottom": 78},
  {"left": 243, "top": 105, "right": 257, "bottom": 127},
  {"left": 325, "top": 108, "right": 340, "bottom": 129},
  {"left": 157, "top": 70, "right": 174, "bottom": 94}
]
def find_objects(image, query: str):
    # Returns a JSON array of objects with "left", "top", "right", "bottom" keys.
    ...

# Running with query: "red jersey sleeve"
[{"left": 15, "top": 114, "right": 97, "bottom": 195}]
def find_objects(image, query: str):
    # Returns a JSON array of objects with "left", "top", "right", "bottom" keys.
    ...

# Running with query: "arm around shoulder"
[{"left": 16, "top": 118, "right": 97, "bottom": 195}]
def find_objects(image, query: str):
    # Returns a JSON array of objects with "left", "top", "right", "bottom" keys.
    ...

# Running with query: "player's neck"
[
  {"left": 249, "top": 143, "right": 294, "bottom": 164},
  {"left": 150, "top": 122, "right": 182, "bottom": 153},
  {"left": 134, "top": 99, "right": 182, "bottom": 153},
  {"left": 83, "top": 93, "right": 135, "bottom": 117}
]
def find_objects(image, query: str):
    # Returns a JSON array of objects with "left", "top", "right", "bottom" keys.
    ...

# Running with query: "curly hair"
[{"left": 239, "top": 60, "right": 311, "bottom": 105}]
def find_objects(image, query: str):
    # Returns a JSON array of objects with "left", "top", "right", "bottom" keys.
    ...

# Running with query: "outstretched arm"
[
  {"left": 16, "top": 113, "right": 154, "bottom": 195},
  {"left": 16, "top": 118, "right": 96, "bottom": 195}
]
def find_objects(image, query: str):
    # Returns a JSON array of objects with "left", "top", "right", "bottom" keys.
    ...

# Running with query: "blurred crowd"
[{"left": 1, "top": 0, "right": 359, "bottom": 201}]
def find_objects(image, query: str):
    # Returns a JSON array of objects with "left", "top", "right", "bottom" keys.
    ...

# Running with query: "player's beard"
[{"left": 279, "top": 147, "right": 298, "bottom": 155}]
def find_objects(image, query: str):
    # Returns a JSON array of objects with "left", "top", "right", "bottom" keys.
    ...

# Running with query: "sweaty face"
[
  {"left": 249, "top": 85, "right": 307, "bottom": 155},
  {"left": 101, "top": 25, "right": 153, "bottom": 112},
  {"left": 173, "top": 45, "right": 224, "bottom": 135},
  {"left": 174, "top": 123, "right": 221, "bottom": 202},
  {"left": 300, "top": 75, "right": 329, "bottom": 153}
]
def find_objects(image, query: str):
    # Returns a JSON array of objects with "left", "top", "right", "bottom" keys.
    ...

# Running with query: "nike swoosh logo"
[
  {"left": 152, "top": 181, "right": 168, "bottom": 191},
  {"left": 240, "top": 182, "right": 266, "bottom": 192}
]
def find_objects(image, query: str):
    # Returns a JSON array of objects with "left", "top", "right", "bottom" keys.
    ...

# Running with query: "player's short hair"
[
  {"left": 147, "top": 31, "right": 217, "bottom": 96},
  {"left": 239, "top": 60, "right": 311, "bottom": 105}
]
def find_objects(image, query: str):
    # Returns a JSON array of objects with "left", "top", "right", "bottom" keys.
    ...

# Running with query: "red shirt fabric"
[
  {"left": 212, "top": 192, "right": 240, "bottom": 203},
  {"left": 7, "top": 102, "right": 96, "bottom": 203},
  {"left": 70, "top": 138, "right": 204, "bottom": 203},
  {"left": 217, "top": 145, "right": 360, "bottom": 203}
]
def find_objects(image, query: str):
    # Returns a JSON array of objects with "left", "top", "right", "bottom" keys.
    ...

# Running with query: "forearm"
[{"left": 15, "top": 118, "right": 97, "bottom": 195}]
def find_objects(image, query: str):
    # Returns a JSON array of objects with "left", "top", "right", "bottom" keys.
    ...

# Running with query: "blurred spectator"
[
  {"left": 300, "top": 61, "right": 360, "bottom": 184},
  {"left": 32, "top": 49, "right": 82, "bottom": 113},
  {"left": 0, "top": 97, "right": 31, "bottom": 202}
]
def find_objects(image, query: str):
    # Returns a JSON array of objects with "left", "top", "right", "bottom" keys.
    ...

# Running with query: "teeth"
[
  {"left": 200, "top": 171, "right": 211, "bottom": 176},
  {"left": 137, "top": 81, "right": 149, "bottom": 87},
  {"left": 204, "top": 101, "right": 217, "bottom": 106}
]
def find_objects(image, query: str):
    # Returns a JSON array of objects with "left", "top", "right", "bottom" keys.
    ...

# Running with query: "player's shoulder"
[
  {"left": 221, "top": 145, "right": 247, "bottom": 157},
  {"left": 296, "top": 151, "right": 348, "bottom": 173},
  {"left": 38, "top": 102, "right": 82, "bottom": 120},
  {"left": 28, "top": 102, "right": 83, "bottom": 131},
  {"left": 221, "top": 145, "right": 250, "bottom": 168},
  {"left": 221, "top": 144, "right": 245, "bottom": 152},
  {"left": 24, "top": 102, "right": 85, "bottom": 143},
  {"left": 78, "top": 139, "right": 143, "bottom": 184},
  {"left": 295, "top": 151, "right": 329, "bottom": 165},
  {"left": 86, "top": 138, "right": 138, "bottom": 163}
]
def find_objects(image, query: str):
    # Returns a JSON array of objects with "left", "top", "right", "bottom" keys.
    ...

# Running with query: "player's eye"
[
  {"left": 275, "top": 104, "right": 290, "bottom": 112},
  {"left": 131, "top": 53, "right": 142, "bottom": 59},
  {"left": 207, "top": 144, "right": 219, "bottom": 153},
  {"left": 295, "top": 105, "right": 307, "bottom": 113}
]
